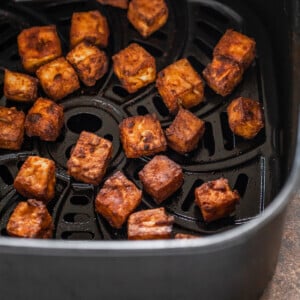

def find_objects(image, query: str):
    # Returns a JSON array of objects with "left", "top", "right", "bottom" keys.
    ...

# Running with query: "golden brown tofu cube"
[
  {"left": 25, "top": 97, "right": 64, "bottom": 141},
  {"left": 4, "top": 69, "right": 38, "bottom": 102},
  {"left": 0, "top": 106, "right": 25, "bottom": 150},
  {"left": 202, "top": 56, "right": 243, "bottom": 97},
  {"left": 17, "top": 25, "right": 62, "bottom": 73},
  {"left": 67, "top": 131, "right": 113, "bottom": 185},
  {"left": 156, "top": 58, "right": 205, "bottom": 114},
  {"left": 14, "top": 156, "right": 56, "bottom": 203},
  {"left": 227, "top": 97, "right": 264, "bottom": 139},
  {"left": 127, "top": 207, "right": 174, "bottom": 240},
  {"left": 112, "top": 43, "right": 156, "bottom": 93},
  {"left": 70, "top": 10, "right": 110, "bottom": 49},
  {"left": 165, "top": 108, "right": 205, "bottom": 154},
  {"left": 214, "top": 29, "right": 256, "bottom": 70},
  {"left": 138, "top": 155, "right": 183, "bottom": 204},
  {"left": 95, "top": 171, "right": 142, "bottom": 229},
  {"left": 119, "top": 114, "right": 167, "bottom": 158},
  {"left": 175, "top": 233, "right": 200, "bottom": 239},
  {"left": 97, "top": 0, "right": 128, "bottom": 9},
  {"left": 66, "top": 41, "right": 108, "bottom": 86},
  {"left": 6, "top": 199, "right": 53, "bottom": 239},
  {"left": 195, "top": 178, "right": 240, "bottom": 222},
  {"left": 127, "top": 0, "right": 168, "bottom": 38},
  {"left": 36, "top": 57, "right": 80, "bottom": 101}
]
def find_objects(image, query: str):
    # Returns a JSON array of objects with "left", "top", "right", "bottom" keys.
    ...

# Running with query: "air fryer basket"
[{"left": 0, "top": 0, "right": 298, "bottom": 299}]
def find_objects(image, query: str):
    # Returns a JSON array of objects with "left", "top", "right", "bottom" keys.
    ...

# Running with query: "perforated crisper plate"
[{"left": 0, "top": 0, "right": 280, "bottom": 240}]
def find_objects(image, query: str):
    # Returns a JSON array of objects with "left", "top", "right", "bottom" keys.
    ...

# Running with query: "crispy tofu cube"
[
  {"left": 0, "top": 106, "right": 25, "bottom": 150},
  {"left": 67, "top": 131, "right": 113, "bottom": 185},
  {"left": 227, "top": 97, "right": 264, "bottom": 139},
  {"left": 119, "top": 114, "right": 166, "bottom": 158},
  {"left": 6, "top": 199, "right": 53, "bottom": 239},
  {"left": 195, "top": 178, "right": 240, "bottom": 222},
  {"left": 127, "top": 0, "right": 168, "bottom": 38},
  {"left": 66, "top": 41, "right": 108, "bottom": 86},
  {"left": 97, "top": 0, "right": 128, "bottom": 9},
  {"left": 36, "top": 57, "right": 80, "bottom": 101},
  {"left": 14, "top": 156, "right": 56, "bottom": 203},
  {"left": 175, "top": 233, "right": 199, "bottom": 239},
  {"left": 214, "top": 29, "right": 256, "bottom": 70},
  {"left": 25, "top": 97, "right": 64, "bottom": 141},
  {"left": 165, "top": 108, "right": 205, "bottom": 154},
  {"left": 138, "top": 155, "right": 183, "bottom": 204},
  {"left": 202, "top": 56, "right": 243, "bottom": 97},
  {"left": 70, "top": 10, "right": 110, "bottom": 49},
  {"left": 95, "top": 171, "right": 142, "bottom": 228},
  {"left": 112, "top": 43, "right": 156, "bottom": 93},
  {"left": 17, "top": 25, "right": 62, "bottom": 73},
  {"left": 4, "top": 69, "right": 38, "bottom": 102},
  {"left": 156, "top": 58, "right": 205, "bottom": 114},
  {"left": 127, "top": 207, "right": 174, "bottom": 240}
]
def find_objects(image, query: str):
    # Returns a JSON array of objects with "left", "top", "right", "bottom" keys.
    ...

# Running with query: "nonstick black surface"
[{"left": 0, "top": 0, "right": 280, "bottom": 240}]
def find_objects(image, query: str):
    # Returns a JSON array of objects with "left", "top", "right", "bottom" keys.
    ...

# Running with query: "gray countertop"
[{"left": 261, "top": 193, "right": 300, "bottom": 300}]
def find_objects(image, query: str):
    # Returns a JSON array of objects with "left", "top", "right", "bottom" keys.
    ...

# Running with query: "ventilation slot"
[
  {"left": 203, "top": 122, "right": 215, "bottom": 156},
  {"left": 131, "top": 40, "right": 163, "bottom": 58},
  {"left": 153, "top": 95, "right": 169, "bottom": 117},
  {"left": 196, "top": 20, "right": 223, "bottom": 39},
  {"left": 70, "top": 196, "right": 90, "bottom": 206},
  {"left": 197, "top": 5, "right": 230, "bottom": 26},
  {"left": 137, "top": 106, "right": 149, "bottom": 115},
  {"left": 104, "top": 134, "right": 113, "bottom": 141},
  {"left": 65, "top": 144, "right": 75, "bottom": 159},
  {"left": 112, "top": 85, "right": 129, "bottom": 98},
  {"left": 182, "top": 179, "right": 204, "bottom": 212},
  {"left": 64, "top": 213, "right": 90, "bottom": 223},
  {"left": 193, "top": 37, "right": 213, "bottom": 58},
  {"left": 67, "top": 113, "right": 102, "bottom": 134},
  {"left": 220, "top": 112, "right": 234, "bottom": 150},
  {"left": 0, "top": 165, "right": 13, "bottom": 186},
  {"left": 61, "top": 231, "right": 94, "bottom": 240},
  {"left": 234, "top": 174, "right": 249, "bottom": 197},
  {"left": 187, "top": 56, "right": 205, "bottom": 74}
]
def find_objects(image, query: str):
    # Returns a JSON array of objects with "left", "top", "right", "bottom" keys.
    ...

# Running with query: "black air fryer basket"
[{"left": 0, "top": 0, "right": 298, "bottom": 299}]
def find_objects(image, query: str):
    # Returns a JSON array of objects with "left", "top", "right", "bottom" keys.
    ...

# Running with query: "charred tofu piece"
[
  {"left": 66, "top": 41, "right": 108, "bottom": 86},
  {"left": 36, "top": 57, "right": 80, "bottom": 101},
  {"left": 14, "top": 156, "right": 56, "bottom": 203},
  {"left": 175, "top": 233, "right": 200, "bottom": 239},
  {"left": 25, "top": 97, "right": 64, "bottom": 141},
  {"left": 70, "top": 10, "right": 109, "bottom": 49},
  {"left": 95, "top": 171, "right": 142, "bottom": 229},
  {"left": 156, "top": 58, "right": 205, "bottom": 114},
  {"left": 195, "top": 178, "right": 240, "bottom": 222},
  {"left": 17, "top": 25, "right": 62, "bottom": 73},
  {"left": 67, "top": 131, "right": 113, "bottom": 185},
  {"left": 128, "top": 0, "right": 168, "bottom": 38},
  {"left": 6, "top": 199, "right": 53, "bottom": 239},
  {"left": 4, "top": 69, "right": 38, "bottom": 102},
  {"left": 112, "top": 43, "right": 156, "bottom": 93},
  {"left": 128, "top": 207, "right": 174, "bottom": 240},
  {"left": 165, "top": 108, "right": 205, "bottom": 154},
  {"left": 138, "top": 155, "right": 183, "bottom": 204},
  {"left": 227, "top": 97, "right": 264, "bottom": 139},
  {"left": 97, "top": 0, "right": 128, "bottom": 9},
  {"left": 214, "top": 29, "right": 256, "bottom": 70},
  {"left": 119, "top": 114, "right": 166, "bottom": 158},
  {"left": 202, "top": 56, "right": 243, "bottom": 97},
  {"left": 0, "top": 106, "right": 25, "bottom": 150}
]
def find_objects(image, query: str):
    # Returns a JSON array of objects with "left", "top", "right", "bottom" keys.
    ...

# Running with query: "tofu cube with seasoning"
[
  {"left": 70, "top": 10, "right": 110, "bottom": 49},
  {"left": 66, "top": 41, "right": 109, "bottom": 87},
  {"left": 17, "top": 25, "right": 62, "bottom": 73},
  {"left": 112, "top": 43, "right": 156, "bottom": 93},
  {"left": 138, "top": 155, "right": 183, "bottom": 204},
  {"left": 175, "top": 233, "right": 200, "bottom": 239},
  {"left": 67, "top": 131, "right": 113, "bottom": 185},
  {"left": 97, "top": 0, "right": 128, "bottom": 9},
  {"left": 165, "top": 108, "right": 205, "bottom": 154},
  {"left": 95, "top": 171, "right": 142, "bottom": 229},
  {"left": 156, "top": 58, "right": 205, "bottom": 114},
  {"left": 4, "top": 69, "right": 38, "bottom": 102},
  {"left": 195, "top": 178, "right": 240, "bottom": 222},
  {"left": 14, "top": 156, "right": 56, "bottom": 203},
  {"left": 36, "top": 57, "right": 80, "bottom": 101},
  {"left": 119, "top": 114, "right": 166, "bottom": 158},
  {"left": 214, "top": 29, "right": 256, "bottom": 70},
  {"left": 25, "top": 97, "right": 64, "bottom": 142},
  {"left": 6, "top": 199, "right": 53, "bottom": 239},
  {"left": 0, "top": 106, "right": 25, "bottom": 150},
  {"left": 202, "top": 56, "right": 243, "bottom": 97},
  {"left": 127, "top": 0, "right": 168, "bottom": 38},
  {"left": 127, "top": 207, "right": 174, "bottom": 240},
  {"left": 227, "top": 97, "right": 264, "bottom": 139}
]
